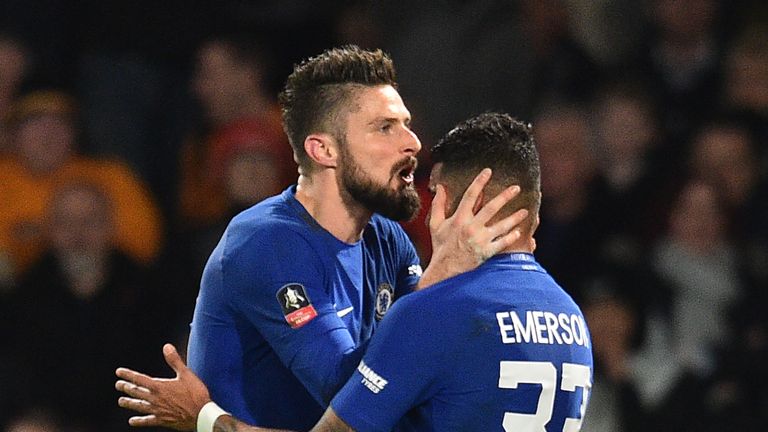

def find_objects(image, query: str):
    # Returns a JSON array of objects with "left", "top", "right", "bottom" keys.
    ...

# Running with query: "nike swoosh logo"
[{"left": 336, "top": 306, "right": 354, "bottom": 318}]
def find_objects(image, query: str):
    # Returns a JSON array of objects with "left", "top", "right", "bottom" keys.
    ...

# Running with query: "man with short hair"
[
  {"left": 172, "top": 45, "right": 527, "bottom": 431},
  {"left": 116, "top": 112, "right": 593, "bottom": 432}
]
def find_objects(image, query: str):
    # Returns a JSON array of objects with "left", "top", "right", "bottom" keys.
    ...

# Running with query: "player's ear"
[{"left": 304, "top": 133, "right": 338, "bottom": 168}]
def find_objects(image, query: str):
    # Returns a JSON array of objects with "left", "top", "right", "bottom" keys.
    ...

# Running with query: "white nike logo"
[{"left": 336, "top": 306, "right": 354, "bottom": 318}]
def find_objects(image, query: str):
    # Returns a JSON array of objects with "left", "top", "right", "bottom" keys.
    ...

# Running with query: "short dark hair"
[
  {"left": 278, "top": 45, "right": 398, "bottom": 171},
  {"left": 431, "top": 112, "right": 541, "bottom": 225}
]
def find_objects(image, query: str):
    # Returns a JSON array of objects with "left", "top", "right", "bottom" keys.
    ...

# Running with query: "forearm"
[
  {"left": 287, "top": 327, "right": 367, "bottom": 406},
  {"left": 214, "top": 415, "right": 293, "bottom": 432},
  {"left": 213, "top": 407, "right": 353, "bottom": 432}
]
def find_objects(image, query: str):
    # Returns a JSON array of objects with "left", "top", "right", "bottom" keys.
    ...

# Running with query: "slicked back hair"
[
  {"left": 431, "top": 112, "right": 541, "bottom": 229},
  {"left": 278, "top": 45, "right": 398, "bottom": 172}
]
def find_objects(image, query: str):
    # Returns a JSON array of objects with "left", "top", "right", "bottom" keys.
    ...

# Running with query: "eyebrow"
[{"left": 367, "top": 116, "right": 411, "bottom": 126}]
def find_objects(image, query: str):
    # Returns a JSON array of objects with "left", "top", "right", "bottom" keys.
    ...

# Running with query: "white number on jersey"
[{"left": 498, "top": 361, "right": 591, "bottom": 432}]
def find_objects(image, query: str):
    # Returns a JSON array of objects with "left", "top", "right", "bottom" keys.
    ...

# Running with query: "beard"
[{"left": 338, "top": 146, "right": 421, "bottom": 221}]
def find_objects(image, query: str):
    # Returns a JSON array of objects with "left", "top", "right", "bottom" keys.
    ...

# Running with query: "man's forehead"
[{"left": 351, "top": 85, "right": 410, "bottom": 119}]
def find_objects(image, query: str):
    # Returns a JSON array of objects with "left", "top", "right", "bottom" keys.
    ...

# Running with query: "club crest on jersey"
[
  {"left": 277, "top": 283, "right": 317, "bottom": 329},
  {"left": 375, "top": 282, "right": 394, "bottom": 321}
]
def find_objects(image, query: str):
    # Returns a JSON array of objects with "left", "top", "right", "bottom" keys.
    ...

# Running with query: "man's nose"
[{"left": 402, "top": 127, "right": 421, "bottom": 155}]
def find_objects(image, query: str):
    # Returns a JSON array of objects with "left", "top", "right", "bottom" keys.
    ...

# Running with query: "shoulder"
[
  {"left": 203, "top": 202, "right": 328, "bottom": 297},
  {"left": 217, "top": 196, "right": 325, "bottom": 271},
  {"left": 385, "top": 281, "right": 458, "bottom": 327},
  {"left": 227, "top": 196, "right": 313, "bottom": 246}
]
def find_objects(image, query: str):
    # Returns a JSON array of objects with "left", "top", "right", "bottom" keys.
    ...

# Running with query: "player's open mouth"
[
  {"left": 399, "top": 167, "right": 415, "bottom": 185},
  {"left": 392, "top": 157, "right": 418, "bottom": 187}
]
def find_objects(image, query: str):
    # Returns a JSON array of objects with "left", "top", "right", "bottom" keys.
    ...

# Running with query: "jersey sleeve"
[
  {"left": 330, "top": 292, "right": 445, "bottom": 431},
  {"left": 225, "top": 228, "right": 366, "bottom": 407}
]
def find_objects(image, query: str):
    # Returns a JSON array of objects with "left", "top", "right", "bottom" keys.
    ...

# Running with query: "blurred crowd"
[{"left": 0, "top": 0, "right": 767, "bottom": 431}]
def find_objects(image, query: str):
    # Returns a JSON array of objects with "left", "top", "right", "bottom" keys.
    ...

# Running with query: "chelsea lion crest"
[{"left": 375, "top": 282, "right": 394, "bottom": 321}]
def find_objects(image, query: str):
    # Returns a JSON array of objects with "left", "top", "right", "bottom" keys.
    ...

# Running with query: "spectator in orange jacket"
[{"left": 0, "top": 89, "right": 163, "bottom": 284}]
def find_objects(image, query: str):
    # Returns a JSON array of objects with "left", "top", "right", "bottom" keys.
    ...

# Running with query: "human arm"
[
  {"left": 224, "top": 235, "right": 365, "bottom": 406},
  {"left": 190, "top": 224, "right": 372, "bottom": 415},
  {"left": 117, "top": 294, "right": 440, "bottom": 432},
  {"left": 116, "top": 344, "right": 353, "bottom": 432},
  {"left": 416, "top": 168, "right": 527, "bottom": 288},
  {"left": 213, "top": 409, "right": 352, "bottom": 432},
  {"left": 329, "top": 290, "right": 446, "bottom": 431}
]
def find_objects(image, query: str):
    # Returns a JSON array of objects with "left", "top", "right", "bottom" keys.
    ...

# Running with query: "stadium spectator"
[
  {"left": 722, "top": 25, "right": 768, "bottom": 126},
  {"left": 160, "top": 35, "right": 297, "bottom": 304},
  {"left": 532, "top": 102, "right": 604, "bottom": 301},
  {"left": 690, "top": 121, "right": 762, "bottom": 216},
  {"left": 632, "top": 0, "right": 726, "bottom": 150},
  {"left": 177, "top": 35, "right": 292, "bottom": 231},
  {"left": 0, "top": 89, "right": 163, "bottom": 284},
  {"left": 590, "top": 79, "right": 673, "bottom": 266},
  {"left": 7, "top": 182, "right": 166, "bottom": 431},
  {"left": 689, "top": 120, "right": 768, "bottom": 284},
  {"left": 582, "top": 292, "right": 647, "bottom": 432},
  {"left": 631, "top": 179, "right": 750, "bottom": 430},
  {"left": 74, "top": 0, "right": 214, "bottom": 215}
]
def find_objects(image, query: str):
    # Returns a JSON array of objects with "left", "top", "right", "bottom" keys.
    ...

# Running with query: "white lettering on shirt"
[
  {"left": 357, "top": 360, "right": 388, "bottom": 394},
  {"left": 496, "top": 310, "right": 589, "bottom": 347}
]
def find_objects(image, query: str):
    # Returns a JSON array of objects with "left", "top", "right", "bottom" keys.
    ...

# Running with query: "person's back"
[
  {"left": 333, "top": 252, "right": 592, "bottom": 431},
  {"left": 328, "top": 112, "right": 593, "bottom": 432}
]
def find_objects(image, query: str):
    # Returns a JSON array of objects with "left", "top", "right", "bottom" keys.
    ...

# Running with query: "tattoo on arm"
[
  {"left": 213, "top": 415, "right": 294, "bottom": 432},
  {"left": 212, "top": 407, "right": 354, "bottom": 432}
]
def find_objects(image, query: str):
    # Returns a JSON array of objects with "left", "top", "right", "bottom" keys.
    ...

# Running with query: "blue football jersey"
[
  {"left": 187, "top": 186, "right": 421, "bottom": 430},
  {"left": 332, "top": 253, "right": 593, "bottom": 432}
]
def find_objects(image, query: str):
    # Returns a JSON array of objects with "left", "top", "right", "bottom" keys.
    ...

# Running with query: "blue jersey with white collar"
[
  {"left": 187, "top": 186, "right": 421, "bottom": 430},
  {"left": 332, "top": 253, "right": 593, "bottom": 432}
]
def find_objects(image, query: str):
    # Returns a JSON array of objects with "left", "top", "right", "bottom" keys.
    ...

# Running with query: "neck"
[
  {"left": 294, "top": 170, "right": 372, "bottom": 244},
  {"left": 498, "top": 235, "right": 536, "bottom": 256}
]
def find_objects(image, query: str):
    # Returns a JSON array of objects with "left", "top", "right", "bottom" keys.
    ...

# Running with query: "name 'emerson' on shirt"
[{"left": 496, "top": 309, "right": 590, "bottom": 347}]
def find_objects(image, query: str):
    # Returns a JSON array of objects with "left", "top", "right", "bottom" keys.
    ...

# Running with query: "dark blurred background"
[{"left": 1, "top": 1, "right": 767, "bottom": 431}]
